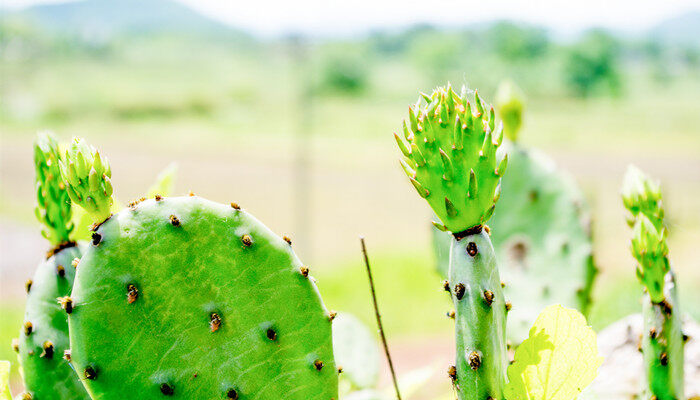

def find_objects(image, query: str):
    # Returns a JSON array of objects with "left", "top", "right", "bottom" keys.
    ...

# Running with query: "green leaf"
[
  {"left": 0, "top": 361, "right": 11, "bottom": 400},
  {"left": 505, "top": 305, "right": 603, "bottom": 400}
]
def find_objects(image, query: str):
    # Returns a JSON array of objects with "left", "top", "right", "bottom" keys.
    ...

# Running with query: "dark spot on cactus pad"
[
  {"left": 501, "top": 281, "right": 506, "bottom": 288},
  {"left": 12, "top": 338, "right": 19, "bottom": 353},
  {"left": 230, "top": 202, "right": 241, "bottom": 210},
  {"left": 19, "top": 392, "right": 32, "bottom": 400},
  {"left": 337, "top": 366, "right": 344, "bottom": 374},
  {"left": 328, "top": 311, "right": 337, "bottom": 321},
  {"left": 299, "top": 266, "right": 309, "bottom": 277},
  {"left": 72, "top": 258, "right": 80, "bottom": 268},
  {"left": 58, "top": 296, "right": 74, "bottom": 314},
  {"left": 210, "top": 313, "right": 222, "bottom": 332},
  {"left": 683, "top": 332, "right": 690, "bottom": 342},
  {"left": 25, "top": 279, "right": 32, "bottom": 293},
  {"left": 483, "top": 290, "right": 494, "bottom": 306},
  {"left": 63, "top": 350, "right": 71, "bottom": 361},
  {"left": 283, "top": 236, "right": 292, "bottom": 245},
  {"left": 24, "top": 321, "right": 33, "bottom": 336},
  {"left": 57, "top": 265, "right": 66, "bottom": 277},
  {"left": 127, "top": 284, "right": 139, "bottom": 304},
  {"left": 528, "top": 190, "right": 539, "bottom": 202},
  {"left": 442, "top": 280, "right": 450, "bottom": 292},
  {"left": 266, "top": 328, "right": 277, "bottom": 341},
  {"left": 509, "top": 240, "right": 527, "bottom": 264},
  {"left": 468, "top": 351, "right": 481, "bottom": 370},
  {"left": 659, "top": 352, "right": 668, "bottom": 366},
  {"left": 91, "top": 232, "right": 102, "bottom": 246},
  {"left": 454, "top": 283, "right": 465, "bottom": 300},
  {"left": 659, "top": 299, "right": 673, "bottom": 315},
  {"left": 169, "top": 215, "right": 180, "bottom": 227},
  {"left": 41, "top": 341, "right": 54, "bottom": 359},
  {"left": 446, "top": 310, "right": 455, "bottom": 319},
  {"left": 155, "top": 194, "right": 163, "bottom": 201},
  {"left": 447, "top": 365, "right": 457, "bottom": 382},
  {"left": 466, "top": 242, "right": 478, "bottom": 257},
  {"left": 649, "top": 327, "right": 657, "bottom": 339},
  {"left": 128, "top": 197, "right": 147, "bottom": 209},
  {"left": 84, "top": 366, "right": 98, "bottom": 380},
  {"left": 505, "top": 301, "right": 512, "bottom": 311},
  {"left": 226, "top": 388, "right": 239, "bottom": 399},
  {"left": 313, "top": 359, "right": 324, "bottom": 371},
  {"left": 241, "top": 234, "right": 253, "bottom": 247},
  {"left": 159, "top": 383, "right": 175, "bottom": 396}
]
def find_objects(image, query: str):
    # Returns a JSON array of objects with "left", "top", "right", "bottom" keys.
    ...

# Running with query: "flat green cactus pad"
[
  {"left": 435, "top": 144, "right": 596, "bottom": 343},
  {"left": 17, "top": 244, "right": 90, "bottom": 400},
  {"left": 395, "top": 85, "right": 506, "bottom": 233},
  {"left": 68, "top": 196, "right": 337, "bottom": 399}
]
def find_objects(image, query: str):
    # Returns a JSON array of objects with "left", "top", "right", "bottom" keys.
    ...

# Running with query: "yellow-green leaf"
[
  {"left": 0, "top": 360, "right": 11, "bottom": 400},
  {"left": 505, "top": 305, "right": 603, "bottom": 400}
]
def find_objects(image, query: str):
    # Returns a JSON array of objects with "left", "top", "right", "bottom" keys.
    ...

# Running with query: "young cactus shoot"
[
  {"left": 59, "top": 137, "right": 114, "bottom": 224},
  {"left": 395, "top": 84, "right": 508, "bottom": 400},
  {"left": 622, "top": 165, "right": 684, "bottom": 400},
  {"left": 34, "top": 131, "right": 74, "bottom": 246},
  {"left": 395, "top": 84, "right": 507, "bottom": 234}
]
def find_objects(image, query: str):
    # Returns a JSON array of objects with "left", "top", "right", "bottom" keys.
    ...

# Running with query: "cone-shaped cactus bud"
[
  {"left": 622, "top": 165, "right": 663, "bottom": 229},
  {"left": 33, "top": 132, "right": 74, "bottom": 246},
  {"left": 59, "top": 138, "right": 114, "bottom": 224},
  {"left": 631, "top": 215, "right": 669, "bottom": 303},
  {"left": 495, "top": 81, "right": 524, "bottom": 142},
  {"left": 395, "top": 85, "right": 506, "bottom": 233}
]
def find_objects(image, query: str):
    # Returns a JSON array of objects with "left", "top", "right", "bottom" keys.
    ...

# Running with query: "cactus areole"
[
  {"left": 59, "top": 138, "right": 337, "bottom": 399},
  {"left": 395, "top": 85, "right": 508, "bottom": 399},
  {"left": 622, "top": 166, "right": 684, "bottom": 400}
]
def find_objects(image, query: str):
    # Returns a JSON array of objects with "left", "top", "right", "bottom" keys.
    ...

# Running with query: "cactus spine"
[
  {"left": 60, "top": 138, "right": 338, "bottom": 399},
  {"left": 16, "top": 132, "right": 90, "bottom": 399},
  {"left": 622, "top": 166, "right": 684, "bottom": 400},
  {"left": 395, "top": 85, "right": 508, "bottom": 399}
]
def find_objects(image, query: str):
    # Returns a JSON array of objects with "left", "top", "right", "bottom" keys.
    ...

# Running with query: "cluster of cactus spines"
[
  {"left": 433, "top": 81, "right": 597, "bottom": 343},
  {"left": 16, "top": 133, "right": 90, "bottom": 399},
  {"left": 62, "top": 139, "right": 338, "bottom": 399},
  {"left": 59, "top": 137, "right": 113, "bottom": 223},
  {"left": 396, "top": 84, "right": 508, "bottom": 400},
  {"left": 395, "top": 84, "right": 507, "bottom": 234},
  {"left": 622, "top": 166, "right": 684, "bottom": 400},
  {"left": 33, "top": 131, "right": 74, "bottom": 246}
]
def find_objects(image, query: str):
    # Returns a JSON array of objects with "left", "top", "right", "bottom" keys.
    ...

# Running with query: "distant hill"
[
  {"left": 648, "top": 10, "right": 700, "bottom": 46},
  {"left": 3, "top": 0, "right": 238, "bottom": 38}
]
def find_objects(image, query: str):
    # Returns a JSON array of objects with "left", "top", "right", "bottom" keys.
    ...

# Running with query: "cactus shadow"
[{"left": 507, "top": 328, "right": 555, "bottom": 390}]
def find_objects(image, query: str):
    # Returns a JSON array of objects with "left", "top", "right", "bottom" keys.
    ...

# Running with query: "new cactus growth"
[
  {"left": 395, "top": 84, "right": 508, "bottom": 400},
  {"left": 16, "top": 132, "right": 90, "bottom": 399},
  {"left": 433, "top": 81, "right": 597, "bottom": 343},
  {"left": 60, "top": 138, "right": 338, "bottom": 399},
  {"left": 622, "top": 165, "right": 684, "bottom": 400}
]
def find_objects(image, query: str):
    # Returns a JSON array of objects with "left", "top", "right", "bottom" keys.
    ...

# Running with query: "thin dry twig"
[{"left": 360, "top": 236, "right": 402, "bottom": 400}]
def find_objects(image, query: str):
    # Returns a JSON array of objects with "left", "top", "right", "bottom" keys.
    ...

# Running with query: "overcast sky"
[{"left": 2, "top": 0, "right": 699, "bottom": 37}]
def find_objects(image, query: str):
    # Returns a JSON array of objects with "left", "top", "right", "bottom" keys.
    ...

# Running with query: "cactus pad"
[
  {"left": 395, "top": 85, "right": 506, "bottom": 233},
  {"left": 17, "top": 244, "right": 90, "bottom": 400},
  {"left": 68, "top": 196, "right": 338, "bottom": 399}
]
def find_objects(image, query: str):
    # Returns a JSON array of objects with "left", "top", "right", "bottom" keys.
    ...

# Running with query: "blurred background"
[{"left": 1, "top": 0, "right": 699, "bottom": 397}]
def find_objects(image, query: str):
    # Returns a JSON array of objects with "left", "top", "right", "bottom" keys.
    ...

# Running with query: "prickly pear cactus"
[
  {"left": 622, "top": 165, "right": 684, "bottom": 400},
  {"left": 395, "top": 84, "right": 508, "bottom": 400},
  {"left": 434, "top": 82, "right": 597, "bottom": 343},
  {"left": 60, "top": 139, "right": 338, "bottom": 399},
  {"left": 15, "top": 132, "right": 90, "bottom": 400}
]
